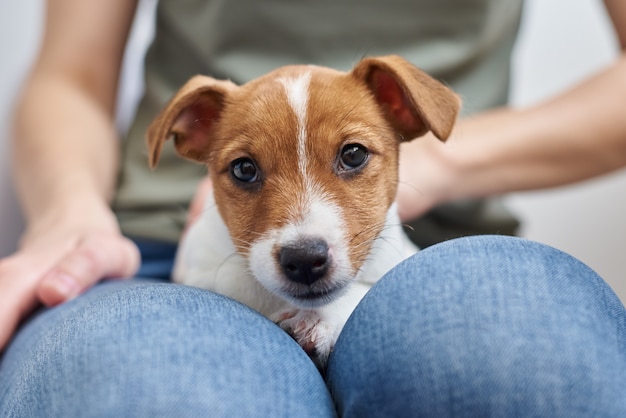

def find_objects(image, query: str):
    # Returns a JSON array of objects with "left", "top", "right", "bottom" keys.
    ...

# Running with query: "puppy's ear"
[
  {"left": 351, "top": 55, "right": 461, "bottom": 141},
  {"left": 146, "top": 75, "right": 237, "bottom": 168}
]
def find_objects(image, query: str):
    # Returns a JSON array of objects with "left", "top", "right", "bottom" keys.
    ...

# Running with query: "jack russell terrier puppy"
[{"left": 147, "top": 55, "right": 460, "bottom": 368}]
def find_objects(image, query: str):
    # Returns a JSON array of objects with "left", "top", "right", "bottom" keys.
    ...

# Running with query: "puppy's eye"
[
  {"left": 230, "top": 158, "right": 260, "bottom": 183},
  {"left": 339, "top": 143, "right": 368, "bottom": 170}
]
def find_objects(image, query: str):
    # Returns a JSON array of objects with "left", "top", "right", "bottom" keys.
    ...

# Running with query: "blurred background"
[{"left": 1, "top": 1, "right": 624, "bottom": 302}]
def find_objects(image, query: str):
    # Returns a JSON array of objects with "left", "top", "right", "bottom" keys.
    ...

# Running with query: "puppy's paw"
[{"left": 271, "top": 308, "right": 338, "bottom": 369}]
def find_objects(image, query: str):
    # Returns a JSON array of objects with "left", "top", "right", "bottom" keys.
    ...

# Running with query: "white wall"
[{"left": 0, "top": 1, "right": 624, "bottom": 302}]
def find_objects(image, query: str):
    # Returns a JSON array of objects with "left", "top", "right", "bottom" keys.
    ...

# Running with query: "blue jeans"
[{"left": 1, "top": 236, "right": 625, "bottom": 416}]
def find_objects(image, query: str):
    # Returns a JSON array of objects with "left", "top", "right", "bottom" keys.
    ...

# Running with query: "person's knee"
[
  {"left": 376, "top": 235, "right": 624, "bottom": 326},
  {"left": 2, "top": 281, "right": 335, "bottom": 416},
  {"left": 328, "top": 235, "right": 626, "bottom": 416}
]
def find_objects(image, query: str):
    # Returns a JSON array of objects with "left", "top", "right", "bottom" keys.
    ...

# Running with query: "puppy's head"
[{"left": 148, "top": 55, "right": 460, "bottom": 307}]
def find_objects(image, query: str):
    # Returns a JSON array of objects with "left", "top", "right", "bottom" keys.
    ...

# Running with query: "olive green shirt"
[{"left": 114, "top": 0, "right": 524, "bottom": 244}]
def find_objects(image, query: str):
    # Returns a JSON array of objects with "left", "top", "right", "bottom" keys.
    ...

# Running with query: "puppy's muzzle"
[{"left": 278, "top": 238, "right": 331, "bottom": 285}]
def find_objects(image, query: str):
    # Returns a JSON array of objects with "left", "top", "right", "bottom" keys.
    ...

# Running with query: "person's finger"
[{"left": 37, "top": 235, "right": 140, "bottom": 307}]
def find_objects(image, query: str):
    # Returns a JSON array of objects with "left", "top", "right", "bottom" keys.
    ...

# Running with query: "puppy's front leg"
[{"left": 271, "top": 283, "right": 369, "bottom": 369}]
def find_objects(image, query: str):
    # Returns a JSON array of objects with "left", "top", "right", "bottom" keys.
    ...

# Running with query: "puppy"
[{"left": 147, "top": 55, "right": 460, "bottom": 368}]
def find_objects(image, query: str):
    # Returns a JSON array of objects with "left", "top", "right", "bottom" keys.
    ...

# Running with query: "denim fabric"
[
  {"left": 328, "top": 236, "right": 626, "bottom": 417},
  {"left": 133, "top": 238, "right": 178, "bottom": 280},
  {"left": 1, "top": 236, "right": 625, "bottom": 417},
  {"left": 0, "top": 282, "right": 334, "bottom": 417}
]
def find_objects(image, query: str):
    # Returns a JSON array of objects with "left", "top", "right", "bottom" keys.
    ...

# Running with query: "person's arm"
[
  {"left": 0, "top": 0, "right": 140, "bottom": 351},
  {"left": 397, "top": 0, "right": 626, "bottom": 221}
]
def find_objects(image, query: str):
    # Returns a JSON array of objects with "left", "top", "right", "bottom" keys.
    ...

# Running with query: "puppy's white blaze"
[
  {"left": 248, "top": 190, "right": 354, "bottom": 307},
  {"left": 279, "top": 72, "right": 311, "bottom": 179}
]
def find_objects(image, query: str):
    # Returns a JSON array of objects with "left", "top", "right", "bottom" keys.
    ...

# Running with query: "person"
[{"left": 1, "top": 0, "right": 625, "bottom": 415}]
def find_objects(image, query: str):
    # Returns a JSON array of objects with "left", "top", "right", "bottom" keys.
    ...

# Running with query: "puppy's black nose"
[{"left": 279, "top": 239, "right": 330, "bottom": 285}]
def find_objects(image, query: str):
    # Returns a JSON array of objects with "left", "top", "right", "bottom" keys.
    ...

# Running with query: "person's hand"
[
  {"left": 0, "top": 205, "right": 140, "bottom": 351},
  {"left": 397, "top": 109, "right": 519, "bottom": 221},
  {"left": 396, "top": 133, "right": 457, "bottom": 222}
]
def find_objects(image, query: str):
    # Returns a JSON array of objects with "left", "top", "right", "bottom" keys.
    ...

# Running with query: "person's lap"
[{"left": 1, "top": 235, "right": 625, "bottom": 417}]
